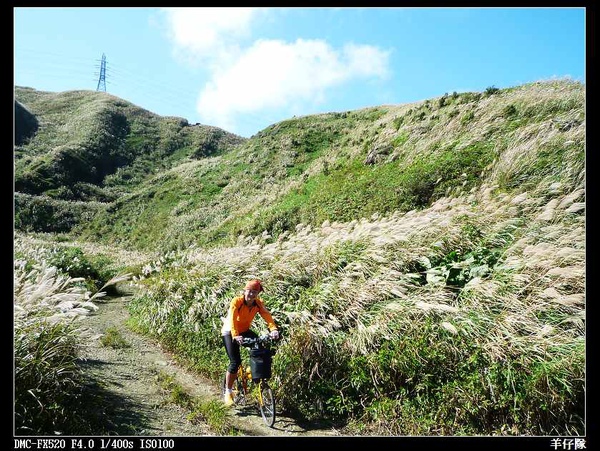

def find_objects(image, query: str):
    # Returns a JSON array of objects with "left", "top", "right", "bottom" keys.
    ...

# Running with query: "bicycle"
[{"left": 222, "top": 333, "right": 278, "bottom": 427}]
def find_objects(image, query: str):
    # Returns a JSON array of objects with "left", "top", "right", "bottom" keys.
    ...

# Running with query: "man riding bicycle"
[{"left": 221, "top": 279, "right": 279, "bottom": 406}]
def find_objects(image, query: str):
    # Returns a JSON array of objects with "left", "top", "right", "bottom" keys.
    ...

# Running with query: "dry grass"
[
  {"left": 16, "top": 78, "right": 585, "bottom": 435},
  {"left": 134, "top": 165, "right": 584, "bottom": 365}
]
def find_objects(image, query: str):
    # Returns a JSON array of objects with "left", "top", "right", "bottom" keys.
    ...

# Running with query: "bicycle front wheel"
[
  {"left": 233, "top": 374, "right": 247, "bottom": 406},
  {"left": 258, "top": 380, "right": 276, "bottom": 427},
  {"left": 223, "top": 374, "right": 247, "bottom": 406}
]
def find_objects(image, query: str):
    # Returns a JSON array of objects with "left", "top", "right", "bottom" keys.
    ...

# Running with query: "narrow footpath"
[{"left": 77, "top": 294, "right": 342, "bottom": 438}]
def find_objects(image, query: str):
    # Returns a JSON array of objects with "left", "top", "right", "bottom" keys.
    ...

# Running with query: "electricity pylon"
[{"left": 96, "top": 53, "right": 107, "bottom": 92}]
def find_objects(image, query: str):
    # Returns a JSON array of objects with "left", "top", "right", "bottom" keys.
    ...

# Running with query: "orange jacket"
[{"left": 221, "top": 295, "right": 277, "bottom": 337}]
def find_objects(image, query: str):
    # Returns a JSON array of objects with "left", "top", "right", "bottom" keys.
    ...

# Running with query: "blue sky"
[{"left": 14, "top": 7, "right": 586, "bottom": 138}]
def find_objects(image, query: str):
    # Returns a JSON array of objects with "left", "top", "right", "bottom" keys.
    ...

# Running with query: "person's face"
[{"left": 244, "top": 289, "right": 259, "bottom": 302}]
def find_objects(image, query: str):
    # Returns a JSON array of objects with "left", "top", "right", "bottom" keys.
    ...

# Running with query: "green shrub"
[
  {"left": 461, "top": 110, "right": 475, "bottom": 125},
  {"left": 100, "top": 327, "right": 130, "bottom": 348},
  {"left": 392, "top": 116, "right": 405, "bottom": 130},
  {"left": 485, "top": 86, "right": 500, "bottom": 96},
  {"left": 47, "top": 246, "right": 114, "bottom": 291},
  {"left": 14, "top": 319, "right": 86, "bottom": 435},
  {"left": 14, "top": 193, "right": 106, "bottom": 234},
  {"left": 502, "top": 104, "right": 518, "bottom": 118},
  {"left": 391, "top": 132, "right": 409, "bottom": 147}
]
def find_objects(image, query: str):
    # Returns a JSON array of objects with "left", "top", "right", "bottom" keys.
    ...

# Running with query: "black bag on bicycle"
[{"left": 249, "top": 348, "right": 272, "bottom": 379}]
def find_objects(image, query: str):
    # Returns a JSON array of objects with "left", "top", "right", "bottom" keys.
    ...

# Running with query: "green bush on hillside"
[
  {"left": 47, "top": 246, "right": 115, "bottom": 292},
  {"left": 14, "top": 193, "right": 106, "bottom": 234}
]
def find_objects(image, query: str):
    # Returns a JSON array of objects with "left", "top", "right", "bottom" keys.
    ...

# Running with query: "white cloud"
[
  {"left": 160, "top": 7, "right": 259, "bottom": 66},
  {"left": 343, "top": 43, "right": 392, "bottom": 79},
  {"left": 161, "top": 8, "right": 391, "bottom": 134},
  {"left": 197, "top": 38, "right": 390, "bottom": 132}
]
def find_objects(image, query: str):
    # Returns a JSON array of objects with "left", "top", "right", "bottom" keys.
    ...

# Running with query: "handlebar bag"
[{"left": 250, "top": 348, "right": 272, "bottom": 379}]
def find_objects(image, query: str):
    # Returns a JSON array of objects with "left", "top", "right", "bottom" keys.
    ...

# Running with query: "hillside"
[
  {"left": 14, "top": 78, "right": 586, "bottom": 436},
  {"left": 14, "top": 80, "right": 584, "bottom": 252},
  {"left": 14, "top": 86, "right": 245, "bottom": 233}
]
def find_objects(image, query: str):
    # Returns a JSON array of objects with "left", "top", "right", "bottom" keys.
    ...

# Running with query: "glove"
[{"left": 269, "top": 329, "right": 280, "bottom": 340}]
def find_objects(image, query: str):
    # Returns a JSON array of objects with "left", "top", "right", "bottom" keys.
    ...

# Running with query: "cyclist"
[{"left": 221, "top": 279, "right": 279, "bottom": 406}]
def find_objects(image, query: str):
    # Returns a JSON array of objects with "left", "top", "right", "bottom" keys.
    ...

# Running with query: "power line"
[
  {"left": 14, "top": 48, "right": 272, "bottom": 134},
  {"left": 108, "top": 64, "right": 198, "bottom": 103},
  {"left": 15, "top": 48, "right": 191, "bottom": 112}
]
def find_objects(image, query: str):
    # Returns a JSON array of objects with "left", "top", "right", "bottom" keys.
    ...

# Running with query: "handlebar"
[{"left": 240, "top": 334, "right": 278, "bottom": 348}]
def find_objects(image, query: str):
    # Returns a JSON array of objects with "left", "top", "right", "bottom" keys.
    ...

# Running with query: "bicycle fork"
[
  {"left": 256, "top": 380, "right": 264, "bottom": 406},
  {"left": 238, "top": 365, "right": 249, "bottom": 394}
]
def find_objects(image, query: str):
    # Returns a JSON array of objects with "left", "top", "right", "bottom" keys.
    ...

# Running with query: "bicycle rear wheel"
[{"left": 258, "top": 380, "right": 275, "bottom": 427}]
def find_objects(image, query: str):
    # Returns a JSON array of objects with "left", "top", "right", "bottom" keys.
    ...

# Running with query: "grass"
[
  {"left": 14, "top": 317, "right": 85, "bottom": 435},
  {"left": 125, "top": 168, "right": 584, "bottom": 434},
  {"left": 16, "top": 79, "right": 584, "bottom": 255},
  {"left": 13, "top": 235, "right": 137, "bottom": 434},
  {"left": 100, "top": 327, "right": 130, "bottom": 348},
  {"left": 14, "top": 240, "right": 97, "bottom": 435},
  {"left": 14, "top": 78, "right": 585, "bottom": 436},
  {"left": 156, "top": 371, "right": 239, "bottom": 435},
  {"left": 199, "top": 138, "right": 496, "bottom": 244},
  {"left": 14, "top": 87, "right": 244, "bottom": 200}
]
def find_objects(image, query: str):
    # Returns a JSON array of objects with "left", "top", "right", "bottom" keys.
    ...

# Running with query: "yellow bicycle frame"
[{"left": 237, "top": 363, "right": 266, "bottom": 407}]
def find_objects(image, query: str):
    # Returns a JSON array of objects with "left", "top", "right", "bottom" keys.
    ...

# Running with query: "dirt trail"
[{"left": 77, "top": 294, "right": 342, "bottom": 437}]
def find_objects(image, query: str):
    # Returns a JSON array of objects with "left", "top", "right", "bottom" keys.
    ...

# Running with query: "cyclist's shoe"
[{"left": 223, "top": 392, "right": 234, "bottom": 407}]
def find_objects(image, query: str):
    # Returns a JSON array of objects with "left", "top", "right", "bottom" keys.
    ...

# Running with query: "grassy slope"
[
  {"left": 14, "top": 78, "right": 586, "bottom": 435},
  {"left": 38, "top": 79, "right": 584, "bottom": 253},
  {"left": 14, "top": 87, "right": 245, "bottom": 234},
  {"left": 121, "top": 78, "right": 586, "bottom": 435},
  {"left": 14, "top": 87, "right": 245, "bottom": 197}
]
